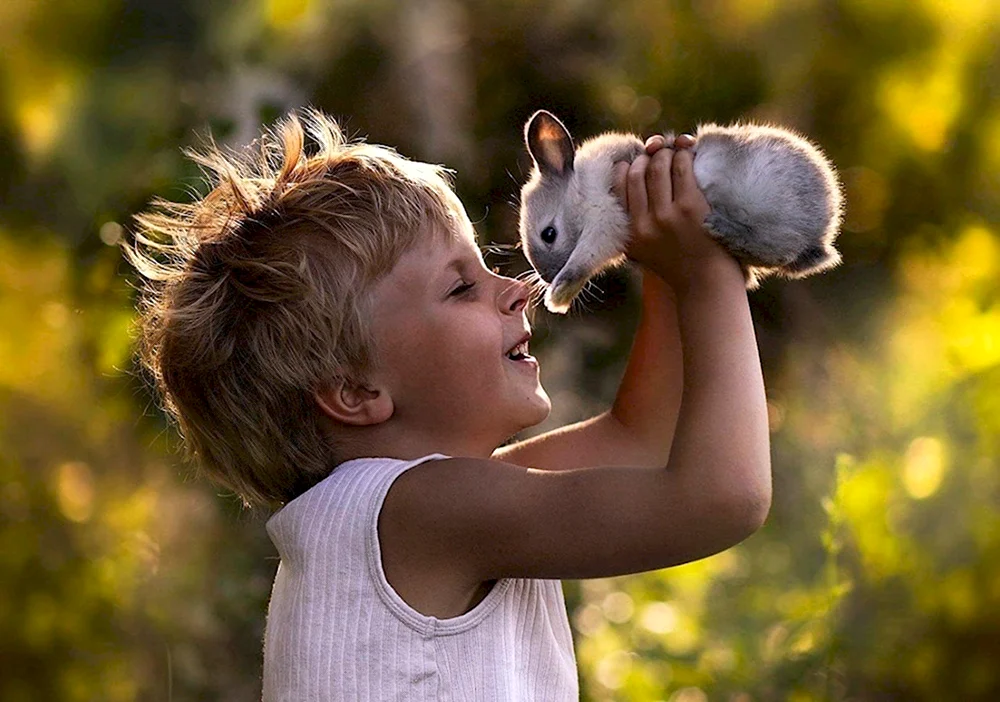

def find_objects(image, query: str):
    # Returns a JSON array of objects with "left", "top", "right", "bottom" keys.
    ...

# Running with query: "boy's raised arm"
[
  {"left": 381, "top": 139, "right": 772, "bottom": 582},
  {"left": 609, "top": 135, "right": 772, "bottom": 517},
  {"left": 492, "top": 270, "right": 683, "bottom": 470}
]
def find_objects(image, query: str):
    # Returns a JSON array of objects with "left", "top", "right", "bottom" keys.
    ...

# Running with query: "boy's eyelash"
[{"left": 450, "top": 281, "right": 476, "bottom": 296}]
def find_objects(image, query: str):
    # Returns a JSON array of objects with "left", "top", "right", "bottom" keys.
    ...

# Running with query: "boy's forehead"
[
  {"left": 429, "top": 216, "right": 484, "bottom": 266},
  {"left": 448, "top": 211, "right": 479, "bottom": 248}
]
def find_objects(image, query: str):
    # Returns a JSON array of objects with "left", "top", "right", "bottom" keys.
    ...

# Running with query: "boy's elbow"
[
  {"left": 734, "top": 467, "right": 772, "bottom": 537},
  {"left": 683, "top": 478, "right": 770, "bottom": 564},
  {"left": 744, "top": 481, "right": 772, "bottom": 534},
  {"left": 715, "top": 463, "right": 771, "bottom": 542}
]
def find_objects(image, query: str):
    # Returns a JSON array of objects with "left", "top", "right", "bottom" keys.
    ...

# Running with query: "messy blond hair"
[{"left": 125, "top": 108, "right": 466, "bottom": 509}]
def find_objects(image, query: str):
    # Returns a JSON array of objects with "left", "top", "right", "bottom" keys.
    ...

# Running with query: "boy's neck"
[{"left": 330, "top": 422, "right": 498, "bottom": 465}]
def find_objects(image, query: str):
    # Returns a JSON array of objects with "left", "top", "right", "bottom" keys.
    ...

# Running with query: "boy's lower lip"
[{"left": 507, "top": 355, "right": 538, "bottom": 367}]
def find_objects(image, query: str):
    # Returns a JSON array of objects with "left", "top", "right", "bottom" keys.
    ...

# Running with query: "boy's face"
[{"left": 368, "top": 222, "right": 551, "bottom": 456}]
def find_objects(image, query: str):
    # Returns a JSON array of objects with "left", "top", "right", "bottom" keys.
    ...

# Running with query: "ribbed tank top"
[{"left": 262, "top": 454, "right": 579, "bottom": 701}]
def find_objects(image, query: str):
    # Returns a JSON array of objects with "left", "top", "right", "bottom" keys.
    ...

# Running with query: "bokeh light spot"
[
  {"left": 41, "top": 301, "right": 68, "bottom": 330},
  {"left": 640, "top": 601, "right": 678, "bottom": 635},
  {"left": 610, "top": 85, "right": 638, "bottom": 115},
  {"left": 99, "top": 222, "right": 123, "bottom": 246},
  {"left": 903, "top": 437, "right": 946, "bottom": 500},
  {"left": 879, "top": 53, "right": 962, "bottom": 152},
  {"left": 596, "top": 649, "right": 633, "bottom": 690},
  {"left": 602, "top": 590, "right": 635, "bottom": 624},
  {"left": 573, "top": 603, "right": 605, "bottom": 637},
  {"left": 668, "top": 686, "right": 708, "bottom": 702},
  {"left": 55, "top": 461, "right": 95, "bottom": 523},
  {"left": 266, "top": 0, "right": 312, "bottom": 29},
  {"left": 14, "top": 73, "right": 76, "bottom": 158}
]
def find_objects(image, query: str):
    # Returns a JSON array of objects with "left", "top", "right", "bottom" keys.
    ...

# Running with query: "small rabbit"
[{"left": 519, "top": 110, "right": 843, "bottom": 313}]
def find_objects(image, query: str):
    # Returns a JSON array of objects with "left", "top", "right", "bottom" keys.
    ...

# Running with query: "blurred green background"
[{"left": 2, "top": 0, "right": 999, "bottom": 700}]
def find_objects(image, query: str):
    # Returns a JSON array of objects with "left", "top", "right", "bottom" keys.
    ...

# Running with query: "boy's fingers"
[
  {"left": 674, "top": 133, "right": 696, "bottom": 149},
  {"left": 670, "top": 147, "right": 699, "bottom": 205},
  {"left": 644, "top": 134, "right": 666, "bottom": 155},
  {"left": 646, "top": 146, "right": 674, "bottom": 221},
  {"left": 611, "top": 161, "right": 630, "bottom": 210},
  {"left": 626, "top": 154, "right": 650, "bottom": 217}
]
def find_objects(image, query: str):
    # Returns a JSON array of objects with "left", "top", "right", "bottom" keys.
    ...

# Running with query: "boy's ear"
[
  {"left": 525, "top": 110, "right": 575, "bottom": 177},
  {"left": 313, "top": 379, "right": 394, "bottom": 427}
]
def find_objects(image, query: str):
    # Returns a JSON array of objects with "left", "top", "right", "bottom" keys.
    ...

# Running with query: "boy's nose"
[{"left": 499, "top": 278, "right": 530, "bottom": 314}]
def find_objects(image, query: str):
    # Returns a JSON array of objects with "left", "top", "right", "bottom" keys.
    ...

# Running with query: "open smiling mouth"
[{"left": 505, "top": 337, "right": 534, "bottom": 362}]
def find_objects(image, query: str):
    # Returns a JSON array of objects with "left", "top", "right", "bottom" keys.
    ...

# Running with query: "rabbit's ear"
[{"left": 525, "top": 111, "right": 575, "bottom": 177}]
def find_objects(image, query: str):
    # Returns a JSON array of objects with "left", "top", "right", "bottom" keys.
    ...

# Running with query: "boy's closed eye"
[{"left": 449, "top": 280, "right": 476, "bottom": 297}]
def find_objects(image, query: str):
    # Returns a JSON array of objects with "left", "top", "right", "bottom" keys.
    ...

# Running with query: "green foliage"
[{"left": 1, "top": 0, "right": 998, "bottom": 699}]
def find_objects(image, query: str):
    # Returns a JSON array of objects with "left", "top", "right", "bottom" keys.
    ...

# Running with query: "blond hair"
[{"left": 125, "top": 108, "right": 466, "bottom": 509}]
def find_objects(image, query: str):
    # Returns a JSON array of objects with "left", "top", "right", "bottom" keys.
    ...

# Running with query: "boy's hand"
[{"left": 612, "top": 134, "right": 735, "bottom": 292}]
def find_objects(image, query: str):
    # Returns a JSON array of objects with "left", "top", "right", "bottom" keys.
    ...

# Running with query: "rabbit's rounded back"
[{"left": 692, "top": 123, "right": 843, "bottom": 279}]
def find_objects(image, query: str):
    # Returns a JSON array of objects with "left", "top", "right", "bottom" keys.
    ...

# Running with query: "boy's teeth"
[{"left": 507, "top": 341, "right": 529, "bottom": 358}]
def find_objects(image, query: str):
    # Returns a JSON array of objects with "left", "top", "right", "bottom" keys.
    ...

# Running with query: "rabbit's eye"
[{"left": 541, "top": 226, "right": 557, "bottom": 244}]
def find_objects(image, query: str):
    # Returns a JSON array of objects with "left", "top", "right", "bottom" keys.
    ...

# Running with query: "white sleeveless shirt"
[{"left": 262, "top": 454, "right": 579, "bottom": 701}]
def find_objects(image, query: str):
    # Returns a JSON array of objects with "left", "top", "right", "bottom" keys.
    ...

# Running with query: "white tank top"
[{"left": 262, "top": 454, "right": 579, "bottom": 701}]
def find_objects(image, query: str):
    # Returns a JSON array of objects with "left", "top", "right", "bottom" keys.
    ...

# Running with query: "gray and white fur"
[{"left": 519, "top": 110, "right": 843, "bottom": 313}]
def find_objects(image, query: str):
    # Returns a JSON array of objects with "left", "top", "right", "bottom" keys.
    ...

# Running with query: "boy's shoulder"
[{"left": 378, "top": 456, "right": 519, "bottom": 617}]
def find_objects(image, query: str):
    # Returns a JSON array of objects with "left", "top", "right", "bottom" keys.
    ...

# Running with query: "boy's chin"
[{"left": 521, "top": 390, "right": 552, "bottom": 429}]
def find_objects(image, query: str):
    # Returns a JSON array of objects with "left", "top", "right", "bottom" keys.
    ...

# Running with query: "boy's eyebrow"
[
  {"left": 434, "top": 258, "right": 470, "bottom": 289},
  {"left": 444, "top": 256, "right": 477, "bottom": 274}
]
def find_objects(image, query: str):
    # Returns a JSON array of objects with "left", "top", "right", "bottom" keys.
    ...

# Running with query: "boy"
[{"left": 127, "top": 109, "right": 770, "bottom": 700}]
